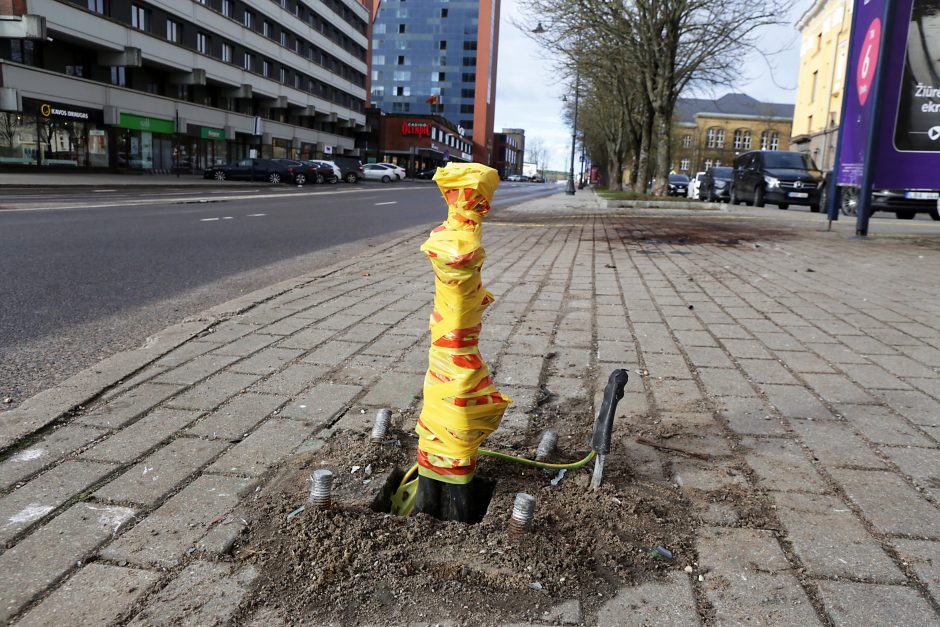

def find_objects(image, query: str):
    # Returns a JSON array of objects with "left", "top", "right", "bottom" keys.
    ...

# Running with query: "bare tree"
[
  {"left": 525, "top": 136, "right": 549, "bottom": 173},
  {"left": 518, "top": 0, "right": 790, "bottom": 194}
]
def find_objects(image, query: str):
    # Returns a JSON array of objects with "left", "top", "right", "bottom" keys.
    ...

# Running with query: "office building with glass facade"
[
  {"left": 0, "top": 0, "right": 369, "bottom": 172},
  {"left": 366, "top": 0, "right": 499, "bottom": 165}
]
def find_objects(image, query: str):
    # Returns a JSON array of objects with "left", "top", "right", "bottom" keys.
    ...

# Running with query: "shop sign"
[
  {"left": 23, "top": 97, "right": 102, "bottom": 123},
  {"left": 117, "top": 113, "right": 175, "bottom": 134},
  {"left": 401, "top": 121, "right": 431, "bottom": 138},
  {"left": 836, "top": 0, "right": 940, "bottom": 190},
  {"left": 200, "top": 127, "right": 225, "bottom": 140}
]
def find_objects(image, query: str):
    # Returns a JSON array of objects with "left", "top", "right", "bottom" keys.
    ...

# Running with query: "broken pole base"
[
  {"left": 414, "top": 475, "right": 473, "bottom": 522},
  {"left": 413, "top": 474, "right": 497, "bottom": 523}
]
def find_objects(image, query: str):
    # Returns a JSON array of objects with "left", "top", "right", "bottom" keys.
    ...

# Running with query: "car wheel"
[
  {"left": 778, "top": 203, "right": 789, "bottom": 210},
  {"left": 344, "top": 172, "right": 358, "bottom": 183},
  {"left": 294, "top": 173, "right": 306, "bottom": 186},
  {"left": 381, "top": 175, "right": 391, "bottom": 183},
  {"left": 840, "top": 186, "right": 858, "bottom": 216},
  {"left": 896, "top": 210, "right": 916, "bottom": 220},
  {"left": 268, "top": 172, "right": 282, "bottom": 184},
  {"left": 754, "top": 186, "right": 765, "bottom": 208},
  {"left": 729, "top": 186, "right": 739, "bottom": 205},
  {"left": 214, "top": 170, "right": 226, "bottom": 181},
  {"left": 316, "top": 174, "right": 325, "bottom": 184},
  {"left": 929, "top": 208, "right": 939, "bottom": 221}
]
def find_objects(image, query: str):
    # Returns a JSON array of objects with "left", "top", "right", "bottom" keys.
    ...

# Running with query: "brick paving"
[{"left": 1, "top": 191, "right": 939, "bottom": 624}]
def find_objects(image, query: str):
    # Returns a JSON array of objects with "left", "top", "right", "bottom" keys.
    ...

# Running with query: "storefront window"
[
  {"left": 272, "top": 138, "right": 289, "bottom": 158},
  {"left": 0, "top": 113, "right": 37, "bottom": 165}
]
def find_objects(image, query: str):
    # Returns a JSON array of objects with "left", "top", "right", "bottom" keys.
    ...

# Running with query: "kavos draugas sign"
[{"left": 401, "top": 121, "right": 431, "bottom": 138}]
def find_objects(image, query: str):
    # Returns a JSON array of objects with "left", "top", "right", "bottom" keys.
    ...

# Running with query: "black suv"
[
  {"left": 730, "top": 151, "right": 824, "bottom": 211},
  {"left": 329, "top": 156, "right": 364, "bottom": 183}
]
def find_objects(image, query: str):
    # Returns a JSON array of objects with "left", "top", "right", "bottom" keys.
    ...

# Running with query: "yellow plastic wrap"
[{"left": 414, "top": 162, "right": 511, "bottom": 485}]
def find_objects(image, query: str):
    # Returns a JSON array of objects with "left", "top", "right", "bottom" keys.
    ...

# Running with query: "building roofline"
[
  {"left": 796, "top": 0, "right": 830, "bottom": 31},
  {"left": 694, "top": 112, "right": 792, "bottom": 123}
]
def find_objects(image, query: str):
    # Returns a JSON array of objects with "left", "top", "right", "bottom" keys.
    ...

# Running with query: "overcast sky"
[{"left": 493, "top": 0, "right": 815, "bottom": 172}]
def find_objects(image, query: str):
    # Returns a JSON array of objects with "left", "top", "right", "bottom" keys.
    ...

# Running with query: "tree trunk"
[
  {"left": 651, "top": 107, "right": 672, "bottom": 196},
  {"left": 629, "top": 133, "right": 641, "bottom": 187},
  {"left": 634, "top": 111, "right": 653, "bottom": 194}
]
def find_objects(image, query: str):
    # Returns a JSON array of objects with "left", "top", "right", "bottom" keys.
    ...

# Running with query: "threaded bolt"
[
  {"left": 309, "top": 469, "right": 334, "bottom": 510},
  {"left": 370, "top": 408, "right": 392, "bottom": 443},
  {"left": 535, "top": 430, "right": 557, "bottom": 461},
  {"left": 508, "top": 492, "right": 536, "bottom": 536}
]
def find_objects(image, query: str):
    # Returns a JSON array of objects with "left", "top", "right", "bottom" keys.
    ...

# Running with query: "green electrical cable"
[
  {"left": 398, "top": 449, "right": 597, "bottom": 494},
  {"left": 392, "top": 450, "right": 597, "bottom": 516},
  {"left": 480, "top": 448, "right": 597, "bottom": 469}
]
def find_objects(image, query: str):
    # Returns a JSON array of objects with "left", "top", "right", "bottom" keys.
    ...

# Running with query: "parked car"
[
  {"left": 416, "top": 167, "right": 439, "bottom": 180},
  {"left": 362, "top": 163, "right": 399, "bottom": 183},
  {"left": 667, "top": 173, "right": 690, "bottom": 196},
  {"left": 701, "top": 166, "right": 733, "bottom": 202},
  {"left": 374, "top": 162, "right": 406, "bottom": 180},
  {"left": 730, "top": 150, "right": 824, "bottom": 211},
  {"left": 829, "top": 175, "right": 940, "bottom": 220},
  {"left": 506, "top": 174, "right": 526, "bottom": 182},
  {"left": 204, "top": 158, "right": 305, "bottom": 184},
  {"left": 329, "top": 156, "right": 364, "bottom": 183},
  {"left": 687, "top": 171, "right": 705, "bottom": 199},
  {"left": 273, "top": 158, "right": 326, "bottom": 185},
  {"left": 300, "top": 160, "right": 339, "bottom": 184}
]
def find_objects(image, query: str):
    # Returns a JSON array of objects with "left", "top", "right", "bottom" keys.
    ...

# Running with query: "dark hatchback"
[
  {"left": 701, "top": 166, "right": 733, "bottom": 201},
  {"left": 667, "top": 173, "right": 690, "bottom": 196},
  {"left": 204, "top": 158, "right": 305, "bottom": 184},
  {"left": 730, "top": 150, "right": 824, "bottom": 211}
]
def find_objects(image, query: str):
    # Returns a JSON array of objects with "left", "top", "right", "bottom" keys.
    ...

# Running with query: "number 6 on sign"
[{"left": 856, "top": 18, "right": 881, "bottom": 106}]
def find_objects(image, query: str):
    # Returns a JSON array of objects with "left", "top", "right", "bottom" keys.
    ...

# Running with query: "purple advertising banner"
[
  {"left": 836, "top": 0, "right": 888, "bottom": 186},
  {"left": 837, "top": 0, "right": 940, "bottom": 189},
  {"left": 876, "top": 0, "right": 940, "bottom": 189}
]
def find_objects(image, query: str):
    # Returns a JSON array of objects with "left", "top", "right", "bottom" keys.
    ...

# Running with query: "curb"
[
  {"left": 0, "top": 229, "right": 425, "bottom": 453},
  {"left": 604, "top": 199, "right": 726, "bottom": 211}
]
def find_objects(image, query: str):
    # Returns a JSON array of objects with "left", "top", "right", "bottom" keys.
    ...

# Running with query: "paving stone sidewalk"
[{"left": 1, "top": 191, "right": 939, "bottom": 625}]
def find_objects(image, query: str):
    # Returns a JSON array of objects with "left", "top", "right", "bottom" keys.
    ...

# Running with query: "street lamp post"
[{"left": 531, "top": 22, "right": 579, "bottom": 195}]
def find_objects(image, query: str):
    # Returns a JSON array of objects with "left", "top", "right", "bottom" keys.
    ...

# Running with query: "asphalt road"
[{"left": 0, "top": 180, "right": 561, "bottom": 408}]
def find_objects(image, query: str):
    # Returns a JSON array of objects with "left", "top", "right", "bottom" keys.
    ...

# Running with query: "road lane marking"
[
  {"left": 222, "top": 216, "right": 234, "bottom": 220},
  {"left": 93, "top": 189, "right": 117, "bottom": 193},
  {"left": 200, "top": 217, "right": 220, "bottom": 221},
  {"left": 0, "top": 185, "right": 432, "bottom": 212},
  {"left": 247, "top": 213, "right": 266, "bottom": 217},
  {"left": 374, "top": 201, "right": 398, "bottom": 206}
]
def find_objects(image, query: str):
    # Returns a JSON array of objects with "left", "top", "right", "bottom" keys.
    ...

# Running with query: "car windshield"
[
  {"left": 669, "top": 174, "right": 689, "bottom": 183},
  {"left": 763, "top": 152, "right": 817, "bottom": 170},
  {"left": 711, "top": 167, "right": 733, "bottom": 180}
]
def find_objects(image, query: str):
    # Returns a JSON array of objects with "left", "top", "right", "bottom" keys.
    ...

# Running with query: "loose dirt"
[{"left": 232, "top": 412, "right": 701, "bottom": 626}]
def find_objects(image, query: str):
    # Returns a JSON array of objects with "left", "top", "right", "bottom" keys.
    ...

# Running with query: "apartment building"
[{"left": 0, "top": 0, "right": 369, "bottom": 171}]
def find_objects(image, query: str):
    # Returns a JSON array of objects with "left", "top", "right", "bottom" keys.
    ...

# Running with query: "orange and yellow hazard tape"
[{"left": 413, "top": 162, "right": 511, "bottom": 485}]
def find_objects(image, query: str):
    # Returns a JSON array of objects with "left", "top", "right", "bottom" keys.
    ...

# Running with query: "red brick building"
[{"left": 364, "top": 110, "right": 472, "bottom": 175}]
